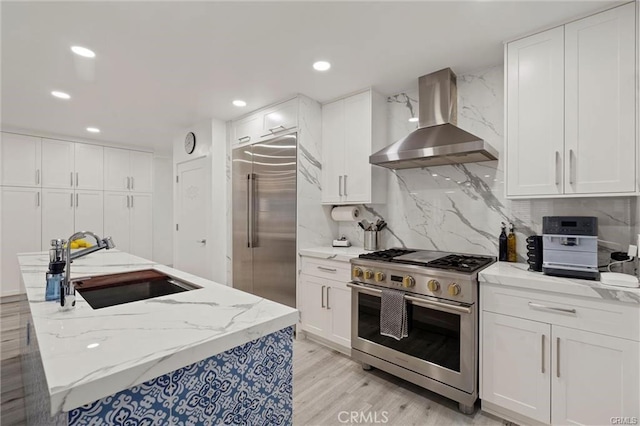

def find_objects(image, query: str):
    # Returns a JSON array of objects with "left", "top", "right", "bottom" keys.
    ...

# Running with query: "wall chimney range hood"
[{"left": 370, "top": 68, "right": 498, "bottom": 170}]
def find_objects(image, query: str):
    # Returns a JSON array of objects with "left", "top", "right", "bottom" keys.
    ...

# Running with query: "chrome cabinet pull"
[
  {"left": 75, "top": 172, "right": 78, "bottom": 187},
  {"left": 238, "top": 136, "right": 251, "bottom": 143},
  {"left": 36, "top": 192, "right": 40, "bottom": 207},
  {"left": 569, "top": 149, "right": 575, "bottom": 185},
  {"left": 126, "top": 195, "right": 130, "bottom": 208},
  {"left": 344, "top": 175, "right": 348, "bottom": 196},
  {"left": 541, "top": 334, "right": 545, "bottom": 374},
  {"left": 339, "top": 176, "right": 343, "bottom": 197},
  {"left": 197, "top": 239, "right": 207, "bottom": 244},
  {"left": 131, "top": 195, "right": 134, "bottom": 208},
  {"left": 131, "top": 176, "right": 134, "bottom": 190},
  {"left": 36, "top": 169, "right": 40, "bottom": 185},
  {"left": 528, "top": 302, "right": 576, "bottom": 314},
  {"left": 555, "top": 151, "right": 560, "bottom": 186},
  {"left": 70, "top": 193, "right": 73, "bottom": 207},
  {"left": 126, "top": 177, "right": 130, "bottom": 190},
  {"left": 327, "top": 287, "right": 331, "bottom": 309},
  {"left": 76, "top": 193, "right": 79, "bottom": 207},
  {"left": 246, "top": 174, "right": 251, "bottom": 248},
  {"left": 556, "top": 337, "right": 560, "bottom": 378},
  {"left": 317, "top": 266, "right": 337, "bottom": 272},
  {"left": 70, "top": 172, "right": 73, "bottom": 187},
  {"left": 321, "top": 285, "right": 326, "bottom": 308}
]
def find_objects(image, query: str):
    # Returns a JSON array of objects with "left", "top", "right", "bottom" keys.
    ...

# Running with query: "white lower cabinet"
[
  {"left": 481, "top": 284, "right": 640, "bottom": 425},
  {"left": 104, "top": 192, "right": 152, "bottom": 259},
  {"left": 41, "top": 189, "right": 75, "bottom": 248},
  {"left": 74, "top": 190, "right": 103, "bottom": 236}
]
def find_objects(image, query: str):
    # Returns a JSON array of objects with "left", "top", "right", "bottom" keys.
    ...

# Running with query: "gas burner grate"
[
  {"left": 426, "top": 254, "right": 494, "bottom": 273},
  {"left": 358, "top": 249, "right": 416, "bottom": 261}
]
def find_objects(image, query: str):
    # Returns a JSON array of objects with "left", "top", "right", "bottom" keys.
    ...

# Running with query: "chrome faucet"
[{"left": 60, "top": 231, "right": 115, "bottom": 311}]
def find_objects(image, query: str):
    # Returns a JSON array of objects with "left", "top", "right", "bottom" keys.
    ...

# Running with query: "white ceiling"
[{"left": 1, "top": 1, "right": 621, "bottom": 153}]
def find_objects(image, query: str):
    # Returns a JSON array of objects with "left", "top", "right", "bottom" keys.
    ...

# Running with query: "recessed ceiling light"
[
  {"left": 313, "top": 61, "right": 331, "bottom": 71},
  {"left": 71, "top": 46, "right": 96, "bottom": 58},
  {"left": 408, "top": 117, "right": 419, "bottom": 123},
  {"left": 86, "top": 127, "right": 100, "bottom": 133},
  {"left": 432, "top": 173, "right": 438, "bottom": 177},
  {"left": 86, "top": 343, "right": 100, "bottom": 349},
  {"left": 232, "top": 100, "right": 247, "bottom": 107},
  {"left": 51, "top": 91, "right": 71, "bottom": 100}
]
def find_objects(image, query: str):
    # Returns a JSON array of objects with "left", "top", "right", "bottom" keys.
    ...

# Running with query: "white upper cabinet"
[
  {"left": 104, "top": 147, "right": 152, "bottom": 192},
  {"left": 41, "top": 188, "right": 75, "bottom": 248},
  {"left": 41, "top": 139, "right": 75, "bottom": 189},
  {"left": 321, "top": 89, "right": 387, "bottom": 205},
  {"left": 505, "top": 2, "right": 637, "bottom": 198},
  {"left": 506, "top": 27, "right": 565, "bottom": 197},
  {"left": 0, "top": 133, "right": 41, "bottom": 187},
  {"left": 232, "top": 114, "right": 262, "bottom": 146},
  {"left": 103, "top": 191, "right": 152, "bottom": 259},
  {"left": 231, "top": 98, "right": 299, "bottom": 147},
  {"left": 74, "top": 144, "right": 104, "bottom": 190},
  {"left": 564, "top": 3, "right": 636, "bottom": 194}
]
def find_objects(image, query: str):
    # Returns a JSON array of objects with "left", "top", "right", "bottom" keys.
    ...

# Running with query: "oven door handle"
[{"left": 347, "top": 283, "right": 472, "bottom": 315}]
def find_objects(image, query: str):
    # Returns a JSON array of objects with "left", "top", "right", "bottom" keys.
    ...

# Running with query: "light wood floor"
[{"left": 1, "top": 296, "right": 27, "bottom": 426}]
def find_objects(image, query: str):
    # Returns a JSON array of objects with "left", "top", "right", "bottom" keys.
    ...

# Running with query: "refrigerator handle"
[
  {"left": 252, "top": 174, "right": 258, "bottom": 248},
  {"left": 247, "top": 173, "right": 252, "bottom": 248}
]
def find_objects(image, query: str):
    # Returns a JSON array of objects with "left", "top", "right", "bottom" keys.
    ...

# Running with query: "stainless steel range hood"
[{"left": 370, "top": 68, "right": 498, "bottom": 170}]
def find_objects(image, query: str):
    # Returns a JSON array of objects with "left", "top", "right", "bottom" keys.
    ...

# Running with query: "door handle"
[
  {"left": 238, "top": 136, "right": 251, "bottom": 143},
  {"left": 326, "top": 287, "right": 331, "bottom": 309},
  {"left": 76, "top": 172, "right": 79, "bottom": 187},
  {"left": 130, "top": 195, "right": 134, "bottom": 208},
  {"left": 554, "top": 151, "right": 560, "bottom": 186},
  {"left": 569, "top": 149, "right": 575, "bottom": 185},
  {"left": 70, "top": 172, "right": 73, "bottom": 187},
  {"left": 126, "top": 195, "right": 130, "bottom": 208},
  {"left": 131, "top": 176, "right": 134, "bottom": 190},
  {"left": 36, "top": 192, "right": 40, "bottom": 207},
  {"left": 247, "top": 174, "right": 252, "bottom": 248},
  {"left": 197, "top": 239, "right": 207, "bottom": 244},
  {"left": 344, "top": 175, "right": 348, "bottom": 196},
  {"left": 70, "top": 193, "right": 73, "bottom": 207},
  {"left": 36, "top": 169, "right": 40, "bottom": 185},
  {"left": 541, "top": 334, "right": 545, "bottom": 374},
  {"left": 339, "top": 176, "right": 343, "bottom": 197},
  {"left": 556, "top": 337, "right": 560, "bottom": 378},
  {"left": 321, "top": 285, "right": 326, "bottom": 308},
  {"left": 126, "top": 177, "right": 130, "bottom": 190},
  {"left": 76, "top": 193, "right": 79, "bottom": 208},
  {"left": 261, "top": 125, "right": 288, "bottom": 137}
]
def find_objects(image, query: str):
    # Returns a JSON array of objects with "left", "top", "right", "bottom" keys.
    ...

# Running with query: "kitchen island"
[{"left": 17, "top": 250, "right": 298, "bottom": 425}]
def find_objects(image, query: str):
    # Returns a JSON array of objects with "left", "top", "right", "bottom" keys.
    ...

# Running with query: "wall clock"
[{"left": 185, "top": 132, "right": 196, "bottom": 154}]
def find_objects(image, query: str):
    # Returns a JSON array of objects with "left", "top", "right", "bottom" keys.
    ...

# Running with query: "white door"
[
  {"left": 104, "top": 147, "right": 131, "bottom": 191},
  {"left": 104, "top": 192, "right": 131, "bottom": 253},
  {"left": 0, "top": 133, "right": 41, "bottom": 187},
  {"left": 327, "top": 281, "right": 351, "bottom": 347},
  {"left": 298, "top": 275, "right": 327, "bottom": 336},
  {"left": 130, "top": 193, "right": 153, "bottom": 260},
  {"left": 0, "top": 187, "right": 41, "bottom": 295},
  {"left": 174, "top": 158, "right": 209, "bottom": 278},
  {"left": 41, "top": 189, "right": 75, "bottom": 249},
  {"left": 130, "top": 151, "right": 153, "bottom": 193},
  {"left": 74, "top": 144, "right": 104, "bottom": 190},
  {"left": 343, "top": 91, "right": 372, "bottom": 203},
  {"left": 74, "top": 190, "right": 103, "bottom": 236},
  {"left": 552, "top": 325, "right": 640, "bottom": 425},
  {"left": 506, "top": 27, "right": 565, "bottom": 196},
  {"left": 564, "top": 3, "right": 636, "bottom": 194},
  {"left": 482, "top": 312, "right": 551, "bottom": 424},
  {"left": 321, "top": 99, "right": 345, "bottom": 203},
  {"left": 41, "top": 139, "right": 74, "bottom": 189}
]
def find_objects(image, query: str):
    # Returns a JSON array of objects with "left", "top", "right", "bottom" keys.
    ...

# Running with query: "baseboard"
[{"left": 481, "top": 400, "right": 546, "bottom": 425}]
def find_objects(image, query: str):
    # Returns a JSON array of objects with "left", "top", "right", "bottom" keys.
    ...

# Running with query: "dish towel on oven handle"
[{"left": 380, "top": 288, "right": 408, "bottom": 340}]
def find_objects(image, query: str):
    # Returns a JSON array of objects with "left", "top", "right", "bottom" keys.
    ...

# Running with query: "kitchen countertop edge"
[{"left": 299, "top": 246, "right": 366, "bottom": 262}]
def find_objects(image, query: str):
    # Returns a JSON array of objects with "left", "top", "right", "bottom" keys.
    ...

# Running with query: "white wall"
[
  {"left": 152, "top": 156, "right": 173, "bottom": 266},
  {"left": 172, "top": 118, "right": 227, "bottom": 285}
]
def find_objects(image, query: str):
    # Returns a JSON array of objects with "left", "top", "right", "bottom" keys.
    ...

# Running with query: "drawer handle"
[
  {"left": 238, "top": 136, "right": 251, "bottom": 143},
  {"left": 528, "top": 302, "right": 576, "bottom": 314},
  {"left": 317, "top": 266, "right": 337, "bottom": 272},
  {"left": 321, "top": 285, "right": 326, "bottom": 308}
]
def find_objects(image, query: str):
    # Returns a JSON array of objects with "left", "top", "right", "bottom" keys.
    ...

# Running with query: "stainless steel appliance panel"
[{"left": 232, "top": 148, "right": 254, "bottom": 295}]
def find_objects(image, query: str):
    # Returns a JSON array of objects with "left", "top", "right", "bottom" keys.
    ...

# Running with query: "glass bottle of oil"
[{"left": 507, "top": 223, "right": 517, "bottom": 262}]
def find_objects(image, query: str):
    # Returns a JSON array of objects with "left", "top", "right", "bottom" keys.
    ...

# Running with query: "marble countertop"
[
  {"left": 299, "top": 246, "right": 366, "bottom": 262},
  {"left": 18, "top": 250, "right": 299, "bottom": 415},
  {"left": 479, "top": 262, "right": 640, "bottom": 305}
]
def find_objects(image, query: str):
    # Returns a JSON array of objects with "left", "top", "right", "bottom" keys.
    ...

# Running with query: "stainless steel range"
[{"left": 348, "top": 249, "right": 495, "bottom": 414}]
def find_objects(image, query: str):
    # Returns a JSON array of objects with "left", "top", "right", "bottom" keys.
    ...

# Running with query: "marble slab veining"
[
  {"left": 479, "top": 262, "right": 640, "bottom": 304},
  {"left": 17, "top": 249, "right": 298, "bottom": 416}
]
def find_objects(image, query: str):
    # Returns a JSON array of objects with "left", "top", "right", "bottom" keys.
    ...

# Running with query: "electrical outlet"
[{"left": 629, "top": 244, "right": 638, "bottom": 258}]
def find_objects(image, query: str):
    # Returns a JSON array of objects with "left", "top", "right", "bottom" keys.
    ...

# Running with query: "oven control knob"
[
  {"left": 375, "top": 271, "right": 386, "bottom": 282},
  {"left": 353, "top": 267, "right": 363, "bottom": 278},
  {"left": 427, "top": 279, "right": 440, "bottom": 292},
  {"left": 402, "top": 275, "right": 415, "bottom": 288},
  {"left": 448, "top": 283, "right": 461, "bottom": 296},
  {"left": 364, "top": 270, "right": 374, "bottom": 279}
]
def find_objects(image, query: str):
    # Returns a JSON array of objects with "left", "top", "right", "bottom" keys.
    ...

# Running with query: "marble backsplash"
[{"left": 338, "top": 65, "right": 637, "bottom": 265}]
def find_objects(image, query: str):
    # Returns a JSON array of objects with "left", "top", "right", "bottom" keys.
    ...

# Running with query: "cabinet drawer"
[
  {"left": 301, "top": 257, "right": 351, "bottom": 282},
  {"left": 481, "top": 284, "right": 640, "bottom": 341}
]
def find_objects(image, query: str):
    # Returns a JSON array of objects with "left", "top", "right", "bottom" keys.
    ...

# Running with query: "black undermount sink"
[{"left": 74, "top": 269, "right": 200, "bottom": 309}]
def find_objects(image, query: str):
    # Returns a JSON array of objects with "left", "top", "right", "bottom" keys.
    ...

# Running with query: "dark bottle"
[{"left": 499, "top": 222, "right": 508, "bottom": 261}]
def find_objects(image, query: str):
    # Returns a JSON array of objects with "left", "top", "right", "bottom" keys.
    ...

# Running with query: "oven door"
[{"left": 349, "top": 282, "right": 476, "bottom": 393}]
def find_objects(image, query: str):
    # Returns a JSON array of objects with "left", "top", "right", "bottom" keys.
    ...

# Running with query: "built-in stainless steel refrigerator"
[{"left": 232, "top": 134, "right": 297, "bottom": 308}]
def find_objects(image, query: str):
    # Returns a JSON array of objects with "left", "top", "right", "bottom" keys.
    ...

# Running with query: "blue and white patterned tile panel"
[{"left": 68, "top": 327, "right": 293, "bottom": 426}]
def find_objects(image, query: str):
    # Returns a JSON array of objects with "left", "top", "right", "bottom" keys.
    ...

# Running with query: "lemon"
[{"left": 70, "top": 241, "right": 80, "bottom": 249}]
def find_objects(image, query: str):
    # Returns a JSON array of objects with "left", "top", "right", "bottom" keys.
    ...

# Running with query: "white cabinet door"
[
  {"left": 564, "top": 3, "right": 636, "bottom": 194},
  {"left": 41, "top": 189, "right": 75, "bottom": 249},
  {"left": 74, "top": 144, "right": 103, "bottom": 190},
  {"left": 130, "top": 151, "right": 153, "bottom": 193},
  {"left": 343, "top": 91, "right": 372, "bottom": 203},
  {"left": 262, "top": 99, "right": 298, "bottom": 135},
  {"left": 0, "top": 187, "right": 41, "bottom": 295},
  {"left": 299, "top": 274, "right": 328, "bottom": 336},
  {"left": 104, "top": 148, "right": 131, "bottom": 191},
  {"left": 130, "top": 193, "right": 152, "bottom": 259},
  {"left": 232, "top": 114, "right": 262, "bottom": 146},
  {"left": 327, "top": 282, "right": 351, "bottom": 348},
  {"left": 74, "top": 190, "right": 103, "bottom": 236},
  {"left": 321, "top": 99, "right": 345, "bottom": 203},
  {"left": 104, "top": 192, "right": 131, "bottom": 253},
  {"left": 482, "top": 312, "right": 551, "bottom": 424},
  {"left": 506, "top": 27, "right": 565, "bottom": 197},
  {"left": 41, "top": 139, "right": 74, "bottom": 189},
  {"left": 552, "top": 325, "right": 640, "bottom": 425},
  {"left": 0, "top": 133, "right": 41, "bottom": 187}
]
